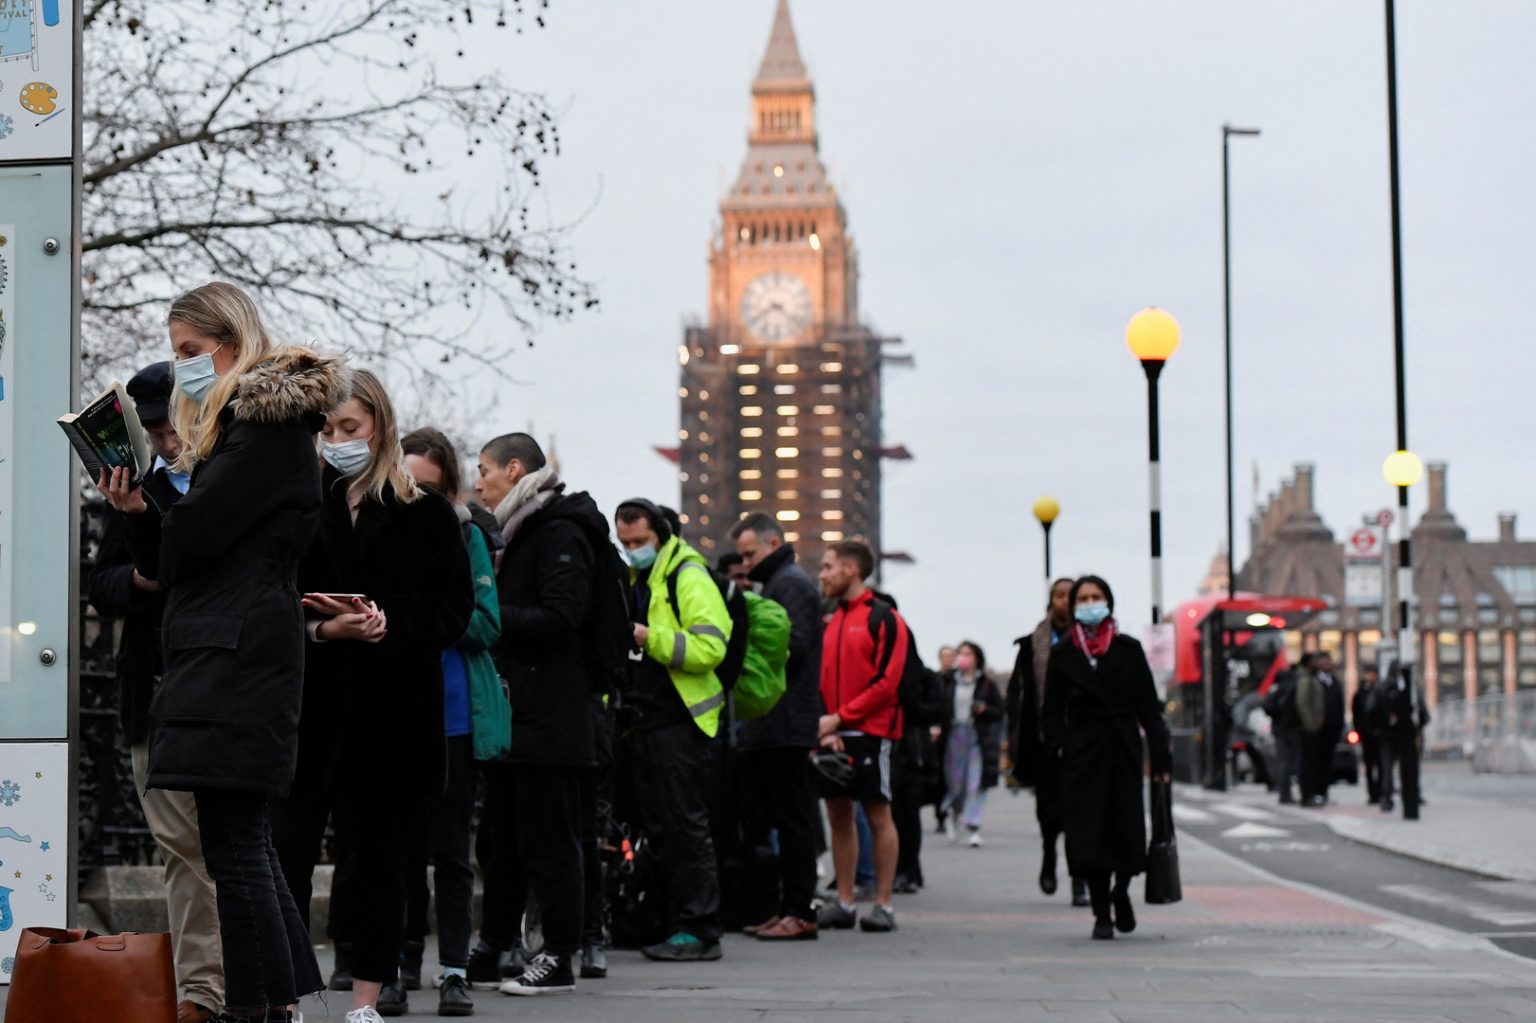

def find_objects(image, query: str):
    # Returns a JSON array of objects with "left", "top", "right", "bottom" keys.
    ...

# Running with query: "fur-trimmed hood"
[{"left": 228, "top": 346, "right": 350, "bottom": 424}]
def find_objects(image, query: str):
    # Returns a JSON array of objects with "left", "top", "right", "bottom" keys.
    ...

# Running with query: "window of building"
[
  {"left": 741, "top": 448, "right": 761, "bottom": 458},
  {"left": 1438, "top": 632, "right": 1463, "bottom": 663},
  {"left": 822, "top": 489, "right": 842, "bottom": 499},
  {"left": 777, "top": 489, "right": 798, "bottom": 500},
  {"left": 821, "top": 530, "right": 844, "bottom": 541},
  {"left": 821, "top": 362, "right": 843, "bottom": 372},
  {"left": 741, "top": 469, "right": 762, "bottom": 480},
  {"left": 774, "top": 384, "right": 796, "bottom": 395},
  {"left": 813, "top": 404, "right": 836, "bottom": 415},
  {"left": 1494, "top": 566, "right": 1536, "bottom": 603},
  {"left": 1478, "top": 606, "right": 1501, "bottom": 625},
  {"left": 1438, "top": 606, "right": 1459, "bottom": 626},
  {"left": 775, "top": 447, "right": 799, "bottom": 458},
  {"left": 777, "top": 426, "right": 799, "bottom": 437},
  {"left": 742, "top": 406, "right": 763, "bottom": 417},
  {"left": 742, "top": 427, "right": 763, "bottom": 438},
  {"left": 678, "top": 429, "right": 689, "bottom": 440},
  {"left": 740, "top": 385, "right": 758, "bottom": 395},
  {"left": 739, "top": 365, "right": 761, "bottom": 376},
  {"left": 821, "top": 426, "right": 843, "bottom": 437},
  {"left": 822, "top": 468, "right": 843, "bottom": 478},
  {"left": 823, "top": 447, "right": 843, "bottom": 457},
  {"left": 777, "top": 469, "right": 799, "bottom": 479},
  {"left": 1478, "top": 629, "right": 1502, "bottom": 665},
  {"left": 823, "top": 510, "right": 844, "bottom": 521},
  {"left": 777, "top": 364, "right": 799, "bottom": 375},
  {"left": 821, "top": 384, "right": 842, "bottom": 394},
  {"left": 739, "top": 490, "right": 762, "bottom": 501},
  {"left": 776, "top": 405, "right": 799, "bottom": 416},
  {"left": 776, "top": 509, "right": 800, "bottom": 522}
]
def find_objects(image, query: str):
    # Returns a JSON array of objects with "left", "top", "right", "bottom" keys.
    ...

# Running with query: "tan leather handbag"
[{"left": 5, "top": 927, "right": 176, "bottom": 1022}]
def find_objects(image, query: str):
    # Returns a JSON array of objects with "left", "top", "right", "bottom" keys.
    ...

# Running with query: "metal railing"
[{"left": 1424, "top": 691, "right": 1536, "bottom": 773}]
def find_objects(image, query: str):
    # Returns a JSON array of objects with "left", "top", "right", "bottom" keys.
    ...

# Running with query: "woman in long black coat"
[
  {"left": 272, "top": 368, "right": 473, "bottom": 1019},
  {"left": 106, "top": 282, "right": 350, "bottom": 1020},
  {"left": 1041, "top": 575, "right": 1172, "bottom": 940}
]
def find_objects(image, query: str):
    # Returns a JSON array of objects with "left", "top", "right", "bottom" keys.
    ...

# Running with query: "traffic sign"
[{"left": 1377, "top": 508, "right": 1395, "bottom": 528}]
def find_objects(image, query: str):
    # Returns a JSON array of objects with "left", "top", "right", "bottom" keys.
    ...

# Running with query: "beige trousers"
[{"left": 131, "top": 743, "right": 225, "bottom": 1012}]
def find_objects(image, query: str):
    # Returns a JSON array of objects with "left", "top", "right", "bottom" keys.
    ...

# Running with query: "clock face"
[{"left": 741, "top": 271, "right": 813, "bottom": 342}]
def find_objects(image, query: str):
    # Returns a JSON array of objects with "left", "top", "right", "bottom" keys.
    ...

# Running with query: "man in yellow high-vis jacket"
[{"left": 615, "top": 499, "right": 732, "bottom": 962}]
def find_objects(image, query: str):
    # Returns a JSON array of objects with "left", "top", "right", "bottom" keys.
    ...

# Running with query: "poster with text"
[
  {"left": 0, "top": 0, "right": 73, "bottom": 163},
  {"left": 0, "top": 742, "right": 69, "bottom": 984},
  {"left": 0, "top": 227, "right": 11, "bottom": 684}
]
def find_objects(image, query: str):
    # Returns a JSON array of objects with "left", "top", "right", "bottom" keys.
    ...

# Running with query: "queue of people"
[{"left": 93, "top": 281, "right": 1181, "bottom": 1022}]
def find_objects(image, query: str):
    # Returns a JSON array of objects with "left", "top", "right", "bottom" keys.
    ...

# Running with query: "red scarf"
[{"left": 1071, "top": 617, "right": 1118, "bottom": 662}]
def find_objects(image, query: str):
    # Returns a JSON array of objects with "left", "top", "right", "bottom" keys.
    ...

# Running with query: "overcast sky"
[{"left": 452, "top": 1, "right": 1536, "bottom": 662}]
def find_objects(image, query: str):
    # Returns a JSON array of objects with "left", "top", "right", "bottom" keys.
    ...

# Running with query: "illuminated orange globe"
[{"left": 1126, "top": 307, "right": 1182, "bottom": 362}]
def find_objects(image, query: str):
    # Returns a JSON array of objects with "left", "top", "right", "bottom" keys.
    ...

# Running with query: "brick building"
[{"left": 1238, "top": 462, "right": 1536, "bottom": 707}]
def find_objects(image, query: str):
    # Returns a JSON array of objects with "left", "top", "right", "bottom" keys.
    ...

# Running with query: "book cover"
[{"left": 58, "top": 381, "right": 153, "bottom": 487}]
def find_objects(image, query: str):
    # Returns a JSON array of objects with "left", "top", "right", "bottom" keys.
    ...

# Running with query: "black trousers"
[
  {"left": 1379, "top": 732, "right": 1421, "bottom": 817},
  {"left": 477, "top": 762, "right": 586, "bottom": 956},
  {"left": 579, "top": 768, "right": 607, "bottom": 946},
  {"left": 739, "top": 747, "right": 819, "bottom": 922},
  {"left": 270, "top": 776, "right": 412, "bottom": 983},
  {"left": 1085, "top": 870, "right": 1131, "bottom": 924},
  {"left": 1360, "top": 739, "right": 1382, "bottom": 803},
  {"left": 630, "top": 722, "right": 722, "bottom": 942},
  {"left": 195, "top": 790, "right": 323, "bottom": 1012},
  {"left": 893, "top": 777, "right": 925, "bottom": 886},
  {"left": 405, "top": 736, "right": 476, "bottom": 968},
  {"left": 1301, "top": 732, "right": 1334, "bottom": 801},
  {"left": 1274, "top": 729, "right": 1301, "bottom": 801}
]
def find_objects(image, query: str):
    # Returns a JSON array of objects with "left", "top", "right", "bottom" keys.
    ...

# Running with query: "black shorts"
[{"left": 823, "top": 734, "right": 892, "bottom": 805}]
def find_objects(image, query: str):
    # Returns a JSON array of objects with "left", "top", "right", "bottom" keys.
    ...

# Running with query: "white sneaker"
[
  {"left": 944, "top": 819, "right": 957, "bottom": 842},
  {"left": 967, "top": 830, "right": 983, "bottom": 848},
  {"left": 345, "top": 1008, "right": 385, "bottom": 1023}
]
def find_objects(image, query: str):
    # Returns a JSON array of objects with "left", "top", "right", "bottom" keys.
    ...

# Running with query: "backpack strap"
[
  {"left": 867, "top": 598, "right": 900, "bottom": 680},
  {"left": 666, "top": 560, "right": 713, "bottom": 624}
]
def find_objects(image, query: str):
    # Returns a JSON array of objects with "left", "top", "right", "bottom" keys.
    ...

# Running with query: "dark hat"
[
  {"left": 126, "top": 361, "right": 175, "bottom": 423},
  {"left": 616, "top": 497, "right": 674, "bottom": 545},
  {"left": 1070, "top": 574, "right": 1115, "bottom": 613}
]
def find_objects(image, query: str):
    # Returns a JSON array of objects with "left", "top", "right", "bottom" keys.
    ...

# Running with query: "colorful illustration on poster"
[
  {"left": 0, "top": 0, "right": 41, "bottom": 72},
  {"left": 0, "top": 0, "right": 70, "bottom": 161}
]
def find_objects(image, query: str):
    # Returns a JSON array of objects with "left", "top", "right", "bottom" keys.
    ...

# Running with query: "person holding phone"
[
  {"left": 102, "top": 282, "right": 349, "bottom": 1023},
  {"left": 270, "top": 369, "right": 474, "bottom": 1023},
  {"left": 1040, "top": 575, "right": 1172, "bottom": 941}
]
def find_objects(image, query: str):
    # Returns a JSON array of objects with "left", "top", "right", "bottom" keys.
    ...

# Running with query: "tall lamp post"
[
  {"left": 1033, "top": 495, "right": 1060, "bottom": 579},
  {"left": 1383, "top": 449, "right": 1423, "bottom": 669},
  {"left": 1126, "top": 308, "right": 1182, "bottom": 625},
  {"left": 1382, "top": 2, "right": 1414, "bottom": 673},
  {"left": 1222, "top": 124, "right": 1260, "bottom": 597}
]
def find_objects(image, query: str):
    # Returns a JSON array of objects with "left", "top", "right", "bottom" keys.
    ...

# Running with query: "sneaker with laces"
[
  {"left": 465, "top": 945, "right": 509, "bottom": 991},
  {"left": 967, "top": 829, "right": 983, "bottom": 848},
  {"left": 344, "top": 1008, "right": 386, "bottom": 1023},
  {"left": 859, "top": 904, "right": 897, "bottom": 933},
  {"left": 499, "top": 952, "right": 575, "bottom": 996},
  {"left": 640, "top": 931, "right": 723, "bottom": 962},
  {"left": 816, "top": 901, "right": 857, "bottom": 929}
]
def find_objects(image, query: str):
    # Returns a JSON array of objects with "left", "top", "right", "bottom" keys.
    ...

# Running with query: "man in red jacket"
[{"left": 815, "top": 540, "right": 908, "bottom": 933}]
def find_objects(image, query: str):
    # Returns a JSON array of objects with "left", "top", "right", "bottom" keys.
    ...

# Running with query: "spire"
[{"left": 755, "top": 0, "right": 809, "bottom": 90}]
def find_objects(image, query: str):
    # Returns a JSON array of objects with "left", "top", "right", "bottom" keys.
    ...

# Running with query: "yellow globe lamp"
[
  {"left": 1382, "top": 449, "right": 1424, "bottom": 489},
  {"left": 1126, "top": 307, "right": 1182, "bottom": 362},
  {"left": 1033, "top": 495, "right": 1060, "bottom": 527}
]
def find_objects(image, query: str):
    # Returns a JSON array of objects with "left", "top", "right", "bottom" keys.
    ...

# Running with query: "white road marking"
[
  {"left": 1473, "top": 881, "right": 1536, "bottom": 903},
  {"left": 1171, "top": 804, "right": 1217, "bottom": 824},
  {"left": 1379, "top": 884, "right": 1536, "bottom": 928},
  {"left": 1240, "top": 841, "right": 1331, "bottom": 852},
  {"left": 1221, "top": 822, "right": 1291, "bottom": 839},
  {"left": 1210, "top": 801, "right": 1279, "bottom": 821}
]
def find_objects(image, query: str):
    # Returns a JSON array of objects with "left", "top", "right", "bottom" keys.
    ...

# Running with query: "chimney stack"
[
  {"left": 1427, "top": 462, "right": 1448, "bottom": 511},
  {"left": 1499, "top": 513, "right": 1517, "bottom": 544},
  {"left": 1294, "top": 463, "right": 1316, "bottom": 512}
]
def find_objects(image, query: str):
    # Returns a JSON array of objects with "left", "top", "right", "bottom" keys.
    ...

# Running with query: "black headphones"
[{"left": 617, "top": 497, "right": 673, "bottom": 545}]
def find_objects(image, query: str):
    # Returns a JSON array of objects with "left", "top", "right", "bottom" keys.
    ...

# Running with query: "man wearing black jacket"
[
  {"left": 731, "top": 514, "right": 824, "bottom": 941},
  {"left": 471, "top": 432, "right": 607, "bottom": 996},
  {"left": 88, "top": 363, "right": 225, "bottom": 1023}
]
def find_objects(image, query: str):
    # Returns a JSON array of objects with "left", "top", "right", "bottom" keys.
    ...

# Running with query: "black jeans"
[
  {"left": 579, "top": 768, "right": 607, "bottom": 947},
  {"left": 1360, "top": 739, "right": 1382, "bottom": 803},
  {"left": 195, "top": 790, "right": 323, "bottom": 1012},
  {"left": 740, "top": 747, "right": 819, "bottom": 922},
  {"left": 406, "top": 736, "right": 476, "bottom": 968},
  {"left": 477, "top": 762, "right": 586, "bottom": 956},
  {"left": 270, "top": 775, "right": 412, "bottom": 983},
  {"left": 1274, "top": 729, "right": 1301, "bottom": 801},
  {"left": 1379, "top": 732, "right": 1420, "bottom": 817},
  {"left": 892, "top": 777, "right": 926, "bottom": 887},
  {"left": 630, "top": 722, "right": 722, "bottom": 942},
  {"left": 1301, "top": 732, "right": 1334, "bottom": 801}
]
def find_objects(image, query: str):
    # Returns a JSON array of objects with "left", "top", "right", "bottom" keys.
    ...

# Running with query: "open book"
[{"left": 58, "top": 381, "right": 153, "bottom": 488}]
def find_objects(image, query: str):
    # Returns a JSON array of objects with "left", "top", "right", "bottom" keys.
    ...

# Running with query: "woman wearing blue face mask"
[
  {"left": 101, "top": 282, "right": 349, "bottom": 1022},
  {"left": 1040, "top": 575, "right": 1172, "bottom": 942},
  {"left": 270, "top": 369, "right": 475, "bottom": 1023}
]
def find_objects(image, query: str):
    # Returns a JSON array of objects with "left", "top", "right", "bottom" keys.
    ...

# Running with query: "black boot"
[
  {"left": 1039, "top": 843, "right": 1058, "bottom": 896},
  {"left": 1112, "top": 877, "right": 1136, "bottom": 933},
  {"left": 327, "top": 942, "right": 355, "bottom": 991},
  {"left": 1088, "top": 875, "right": 1113, "bottom": 940},
  {"left": 401, "top": 939, "right": 425, "bottom": 991},
  {"left": 1070, "top": 877, "right": 1091, "bottom": 907}
]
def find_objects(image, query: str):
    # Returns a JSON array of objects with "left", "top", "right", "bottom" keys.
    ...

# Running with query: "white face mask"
[
  {"left": 321, "top": 438, "right": 372, "bottom": 476},
  {"left": 174, "top": 344, "right": 225, "bottom": 402}
]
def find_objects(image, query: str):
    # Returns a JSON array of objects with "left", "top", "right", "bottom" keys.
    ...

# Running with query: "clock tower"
[{"left": 674, "top": 1, "right": 901, "bottom": 561}]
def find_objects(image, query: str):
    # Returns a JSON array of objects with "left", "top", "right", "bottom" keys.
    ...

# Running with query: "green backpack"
[{"left": 665, "top": 568, "right": 790, "bottom": 721}]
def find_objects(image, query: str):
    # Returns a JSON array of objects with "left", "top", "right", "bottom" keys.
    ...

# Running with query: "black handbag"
[{"left": 1144, "top": 779, "right": 1183, "bottom": 904}]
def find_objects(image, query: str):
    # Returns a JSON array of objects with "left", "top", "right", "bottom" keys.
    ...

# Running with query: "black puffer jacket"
[
  {"left": 492, "top": 490, "right": 609, "bottom": 767},
  {"left": 936, "top": 670, "right": 1007, "bottom": 790},
  {"left": 127, "top": 347, "right": 349, "bottom": 795},
  {"left": 292, "top": 469, "right": 474, "bottom": 798},
  {"left": 739, "top": 544, "right": 823, "bottom": 751}
]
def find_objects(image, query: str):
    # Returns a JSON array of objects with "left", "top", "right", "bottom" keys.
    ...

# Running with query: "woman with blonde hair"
[
  {"left": 103, "top": 281, "right": 349, "bottom": 1021},
  {"left": 271, "top": 369, "right": 474, "bottom": 1023}
]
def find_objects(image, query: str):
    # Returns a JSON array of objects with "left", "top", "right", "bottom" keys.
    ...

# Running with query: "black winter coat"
[
  {"left": 1041, "top": 634, "right": 1172, "bottom": 878},
  {"left": 88, "top": 469, "right": 185, "bottom": 746},
  {"left": 936, "top": 670, "right": 1006, "bottom": 790},
  {"left": 739, "top": 544, "right": 823, "bottom": 751},
  {"left": 126, "top": 348, "right": 348, "bottom": 796},
  {"left": 292, "top": 469, "right": 474, "bottom": 798},
  {"left": 492, "top": 490, "right": 609, "bottom": 767}
]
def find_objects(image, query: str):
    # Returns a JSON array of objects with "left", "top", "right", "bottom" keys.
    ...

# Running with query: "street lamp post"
[
  {"left": 1383, "top": 0, "right": 1413, "bottom": 670},
  {"left": 1383, "top": 449, "right": 1423, "bottom": 669},
  {"left": 1033, "top": 495, "right": 1060, "bottom": 579},
  {"left": 1126, "top": 308, "right": 1182, "bottom": 625},
  {"left": 1222, "top": 124, "right": 1260, "bottom": 598}
]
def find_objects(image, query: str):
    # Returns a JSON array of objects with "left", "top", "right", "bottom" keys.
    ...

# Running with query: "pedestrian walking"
[
  {"left": 1297, "top": 650, "right": 1345, "bottom": 806},
  {"left": 1009, "top": 578, "right": 1090, "bottom": 906},
  {"left": 90, "top": 361, "right": 226, "bottom": 1023},
  {"left": 1262, "top": 660, "right": 1304, "bottom": 804},
  {"left": 1376, "top": 660, "right": 1426, "bottom": 819},
  {"left": 1352, "top": 665, "right": 1383, "bottom": 805},
  {"left": 271, "top": 370, "right": 474, "bottom": 1023},
  {"left": 397, "top": 426, "right": 509, "bottom": 1016},
  {"left": 615, "top": 498, "right": 731, "bottom": 961},
  {"left": 1041, "top": 575, "right": 1172, "bottom": 941},
  {"left": 728, "top": 514, "right": 824, "bottom": 939},
  {"left": 938, "top": 642, "right": 1004, "bottom": 848},
  {"left": 814, "top": 540, "right": 908, "bottom": 934},
  {"left": 104, "top": 282, "right": 349, "bottom": 1022},
  {"left": 472, "top": 433, "right": 612, "bottom": 996}
]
